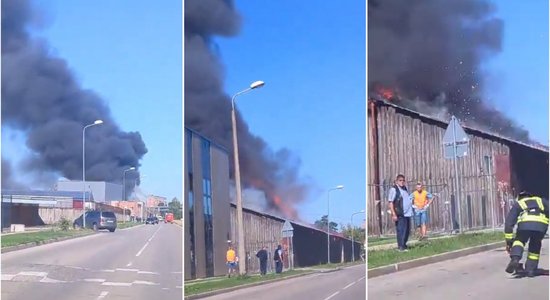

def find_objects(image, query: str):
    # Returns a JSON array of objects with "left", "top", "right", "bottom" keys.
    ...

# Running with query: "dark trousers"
[
  {"left": 275, "top": 261, "right": 283, "bottom": 273},
  {"left": 395, "top": 216, "right": 411, "bottom": 249},
  {"left": 259, "top": 260, "right": 267, "bottom": 275},
  {"left": 510, "top": 230, "right": 545, "bottom": 271}
]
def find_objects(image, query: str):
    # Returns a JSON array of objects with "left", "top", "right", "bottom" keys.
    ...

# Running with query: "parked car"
[
  {"left": 157, "top": 215, "right": 164, "bottom": 221},
  {"left": 73, "top": 211, "right": 117, "bottom": 232},
  {"left": 146, "top": 217, "right": 159, "bottom": 225}
]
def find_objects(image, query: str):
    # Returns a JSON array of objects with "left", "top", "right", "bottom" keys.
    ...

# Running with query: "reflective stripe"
[
  {"left": 518, "top": 213, "right": 549, "bottom": 224},
  {"left": 528, "top": 252, "right": 540, "bottom": 260},
  {"left": 535, "top": 197, "right": 544, "bottom": 211},
  {"left": 504, "top": 233, "right": 514, "bottom": 240},
  {"left": 512, "top": 240, "right": 524, "bottom": 247},
  {"left": 517, "top": 199, "right": 528, "bottom": 210}
]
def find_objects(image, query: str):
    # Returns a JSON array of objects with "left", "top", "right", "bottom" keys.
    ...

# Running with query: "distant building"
[
  {"left": 56, "top": 180, "right": 123, "bottom": 203},
  {"left": 147, "top": 195, "right": 167, "bottom": 207}
]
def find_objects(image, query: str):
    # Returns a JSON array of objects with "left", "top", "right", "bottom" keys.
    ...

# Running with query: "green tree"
[
  {"left": 314, "top": 215, "right": 339, "bottom": 232},
  {"left": 341, "top": 224, "right": 366, "bottom": 244},
  {"left": 169, "top": 197, "right": 182, "bottom": 219}
]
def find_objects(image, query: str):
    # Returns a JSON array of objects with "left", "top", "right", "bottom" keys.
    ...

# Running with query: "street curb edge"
[
  {"left": 1, "top": 232, "right": 97, "bottom": 253},
  {"left": 368, "top": 241, "right": 505, "bottom": 279},
  {"left": 184, "top": 271, "right": 318, "bottom": 300}
]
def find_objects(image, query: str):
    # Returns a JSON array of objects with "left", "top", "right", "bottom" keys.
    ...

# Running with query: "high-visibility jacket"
[
  {"left": 504, "top": 196, "right": 549, "bottom": 242},
  {"left": 412, "top": 190, "right": 430, "bottom": 209},
  {"left": 226, "top": 249, "right": 236, "bottom": 262}
]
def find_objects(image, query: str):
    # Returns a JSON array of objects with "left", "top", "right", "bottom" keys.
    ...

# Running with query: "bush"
[{"left": 59, "top": 217, "right": 71, "bottom": 231}]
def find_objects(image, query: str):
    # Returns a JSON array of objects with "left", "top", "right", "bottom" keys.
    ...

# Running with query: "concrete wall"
[{"left": 211, "top": 144, "right": 231, "bottom": 277}]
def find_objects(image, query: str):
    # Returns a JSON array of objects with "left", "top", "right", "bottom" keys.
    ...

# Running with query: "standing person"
[
  {"left": 411, "top": 182, "right": 434, "bottom": 240},
  {"left": 388, "top": 174, "right": 414, "bottom": 252},
  {"left": 274, "top": 245, "right": 283, "bottom": 273},
  {"left": 504, "top": 191, "right": 549, "bottom": 277},
  {"left": 256, "top": 246, "right": 268, "bottom": 275},
  {"left": 226, "top": 245, "right": 237, "bottom": 278}
]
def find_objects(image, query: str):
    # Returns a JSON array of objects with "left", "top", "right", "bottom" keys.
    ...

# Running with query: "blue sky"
[
  {"left": 484, "top": 1, "right": 549, "bottom": 145},
  {"left": 3, "top": 0, "right": 182, "bottom": 200},
  {"left": 216, "top": 1, "right": 366, "bottom": 226}
]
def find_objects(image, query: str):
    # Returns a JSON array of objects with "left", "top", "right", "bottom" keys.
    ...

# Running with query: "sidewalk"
[{"left": 368, "top": 227, "right": 504, "bottom": 251}]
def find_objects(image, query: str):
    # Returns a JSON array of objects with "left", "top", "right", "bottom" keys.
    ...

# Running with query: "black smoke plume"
[
  {"left": 184, "top": 0, "right": 310, "bottom": 219},
  {"left": 1, "top": 0, "right": 147, "bottom": 196},
  {"left": 369, "top": 0, "right": 531, "bottom": 143}
]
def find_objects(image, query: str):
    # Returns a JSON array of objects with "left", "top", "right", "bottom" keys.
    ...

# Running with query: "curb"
[
  {"left": 368, "top": 241, "right": 504, "bottom": 278},
  {"left": 1, "top": 231, "right": 97, "bottom": 253},
  {"left": 185, "top": 271, "right": 319, "bottom": 300},
  {"left": 118, "top": 223, "right": 145, "bottom": 231}
]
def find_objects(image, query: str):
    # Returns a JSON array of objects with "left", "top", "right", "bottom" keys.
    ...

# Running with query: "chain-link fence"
[{"left": 367, "top": 175, "right": 515, "bottom": 237}]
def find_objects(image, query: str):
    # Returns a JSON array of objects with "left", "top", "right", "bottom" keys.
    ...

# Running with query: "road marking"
[
  {"left": 101, "top": 282, "right": 132, "bottom": 286},
  {"left": 162, "top": 288, "right": 169, "bottom": 290},
  {"left": 324, "top": 291, "right": 340, "bottom": 300},
  {"left": 176, "top": 286, "right": 182, "bottom": 289},
  {"left": 84, "top": 278, "right": 106, "bottom": 283},
  {"left": 133, "top": 280, "right": 159, "bottom": 285},
  {"left": 97, "top": 291, "right": 109, "bottom": 300},
  {"left": 343, "top": 281, "right": 356, "bottom": 290},
  {"left": 171, "top": 271, "right": 182, "bottom": 274},
  {"left": 40, "top": 277, "right": 67, "bottom": 283},
  {"left": 99, "top": 269, "right": 116, "bottom": 273},
  {"left": 136, "top": 225, "right": 161, "bottom": 257},
  {"left": 126, "top": 262, "right": 133, "bottom": 267},
  {"left": 18, "top": 271, "right": 48, "bottom": 277},
  {"left": 355, "top": 276, "right": 365, "bottom": 283},
  {"left": 1, "top": 274, "right": 17, "bottom": 281},
  {"left": 116, "top": 268, "right": 139, "bottom": 272},
  {"left": 136, "top": 242, "right": 149, "bottom": 257},
  {"left": 137, "top": 271, "right": 159, "bottom": 275}
]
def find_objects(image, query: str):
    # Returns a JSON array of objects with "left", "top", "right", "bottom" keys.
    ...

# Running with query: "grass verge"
[
  {"left": 1, "top": 229, "right": 93, "bottom": 248},
  {"left": 117, "top": 222, "right": 142, "bottom": 230},
  {"left": 308, "top": 261, "right": 365, "bottom": 270},
  {"left": 368, "top": 231, "right": 503, "bottom": 269},
  {"left": 184, "top": 270, "right": 311, "bottom": 296}
]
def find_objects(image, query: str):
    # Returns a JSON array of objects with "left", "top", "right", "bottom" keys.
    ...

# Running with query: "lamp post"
[
  {"left": 82, "top": 119, "right": 103, "bottom": 228},
  {"left": 122, "top": 167, "right": 136, "bottom": 201},
  {"left": 351, "top": 210, "right": 365, "bottom": 262},
  {"left": 327, "top": 185, "right": 344, "bottom": 264},
  {"left": 232, "top": 80, "right": 265, "bottom": 275}
]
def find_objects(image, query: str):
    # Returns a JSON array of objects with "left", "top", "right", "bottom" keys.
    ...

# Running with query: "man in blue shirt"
[{"left": 388, "top": 174, "right": 413, "bottom": 251}]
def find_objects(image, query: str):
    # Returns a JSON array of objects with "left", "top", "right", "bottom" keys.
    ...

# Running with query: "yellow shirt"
[
  {"left": 226, "top": 249, "right": 236, "bottom": 262},
  {"left": 412, "top": 190, "right": 429, "bottom": 209}
]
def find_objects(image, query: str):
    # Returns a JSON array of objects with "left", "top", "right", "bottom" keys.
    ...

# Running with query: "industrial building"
[
  {"left": 367, "top": 99, "right": 549, "bottom": 236},
  {"left": 184, "top": 128, "right": 231, "bottom": 280},
  {"left": 55, "top": 180, "right": 123, "bottom": 203},
  {"left": 184, "top": 128, "right": 362, "bottom": 280}
]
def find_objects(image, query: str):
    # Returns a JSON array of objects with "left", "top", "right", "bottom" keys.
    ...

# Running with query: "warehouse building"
[
  {"left": 55, "top": 180, "right": 123, "bottom": 203},
  {"left": 367, "top": 99, "right": 549, "bottom": 236}
]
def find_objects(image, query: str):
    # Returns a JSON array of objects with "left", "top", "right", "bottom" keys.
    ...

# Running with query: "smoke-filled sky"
[
  {"left": 1, "top": 0, "right": 182, "bottom": 200},
  {"left": 186, "top": 0, "right": 366, "bottom": 224},
  {"left": 369, "top": 0, "right": 548, "bottom": 145}
]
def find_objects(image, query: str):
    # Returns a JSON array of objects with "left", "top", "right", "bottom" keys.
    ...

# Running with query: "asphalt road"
[
  {"left": 200, "top": 264, "right": 366, "bottom": 300},
  {"left": 368, "top": 239, "right": 549, "bottom": 300},
  {"left": 1, "top": 223, "right": 182, "bottom": 300}
]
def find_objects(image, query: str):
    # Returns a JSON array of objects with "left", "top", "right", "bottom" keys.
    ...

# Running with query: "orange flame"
[{"left": 274, "top": 195, "right": 297, "bottom": 220}]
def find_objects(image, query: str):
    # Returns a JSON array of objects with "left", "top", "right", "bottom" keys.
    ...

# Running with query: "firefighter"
[{"left": 504, "top": 191, "right": 549, "bottom": 277}]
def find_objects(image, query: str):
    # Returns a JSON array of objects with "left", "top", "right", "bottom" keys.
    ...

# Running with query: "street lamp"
[
  {"left": 231, "top": 80, "right": 265, "bottom": 275},
  {"left": 327, "top": 185, "right": 344, "bottom": 264},
  {"left": 82, "top": 119, "right": 103, "bottom": 228},
  {"left": 122, "top": 167, "right": 136, "bottom": 201},
  {"left": 351, "top": 210, "right": 365, "bottom": 262}
]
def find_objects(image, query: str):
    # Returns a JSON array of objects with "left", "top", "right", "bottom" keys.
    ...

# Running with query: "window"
[
  {"left": 201, "top": 138, "right": 214, "bottom": 277},
  {"left": 186, "top": 129, "right": 196, "bottom": 278}
]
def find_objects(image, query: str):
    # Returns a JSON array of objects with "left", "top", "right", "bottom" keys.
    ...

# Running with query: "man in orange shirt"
[
  {"left": 226, "top": 245, "right": 237, "bottom": 277},
  {"left": 411, "top": 182, "right": 434, "bottom": 240}
]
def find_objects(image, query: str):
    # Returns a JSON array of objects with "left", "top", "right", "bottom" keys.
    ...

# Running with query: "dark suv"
[
  {"left": 146, "top": 216, "right": 159, "bottom": 225},
  {"left": 74, "top": 211, "right": 117, "bottom": 232}
]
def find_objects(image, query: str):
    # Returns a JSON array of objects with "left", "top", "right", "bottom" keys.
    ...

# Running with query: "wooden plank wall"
[{"left": 368, "top": 103, "right": 513, "bottom": 236}]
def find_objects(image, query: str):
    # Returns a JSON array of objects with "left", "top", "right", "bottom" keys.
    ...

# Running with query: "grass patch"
[
  {"left": 368, "top": 231, "right": 503, "bottom": 269},
  {"left": 308, "top": 261, "right": 365, "bottom": 269},
  {"left": 184, "top": 270, "right": 311, "bottom": 296},
  {"left": 1, "top": 229, "right": 93, "bottom": 248},
  {"left": 117, "top": 222, "right": 141, "bottom": 230}
]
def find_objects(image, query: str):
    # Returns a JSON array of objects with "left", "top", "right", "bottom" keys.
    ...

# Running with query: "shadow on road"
[{"left": 510, "top": 269, "right": 549, "bottom": 279}]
